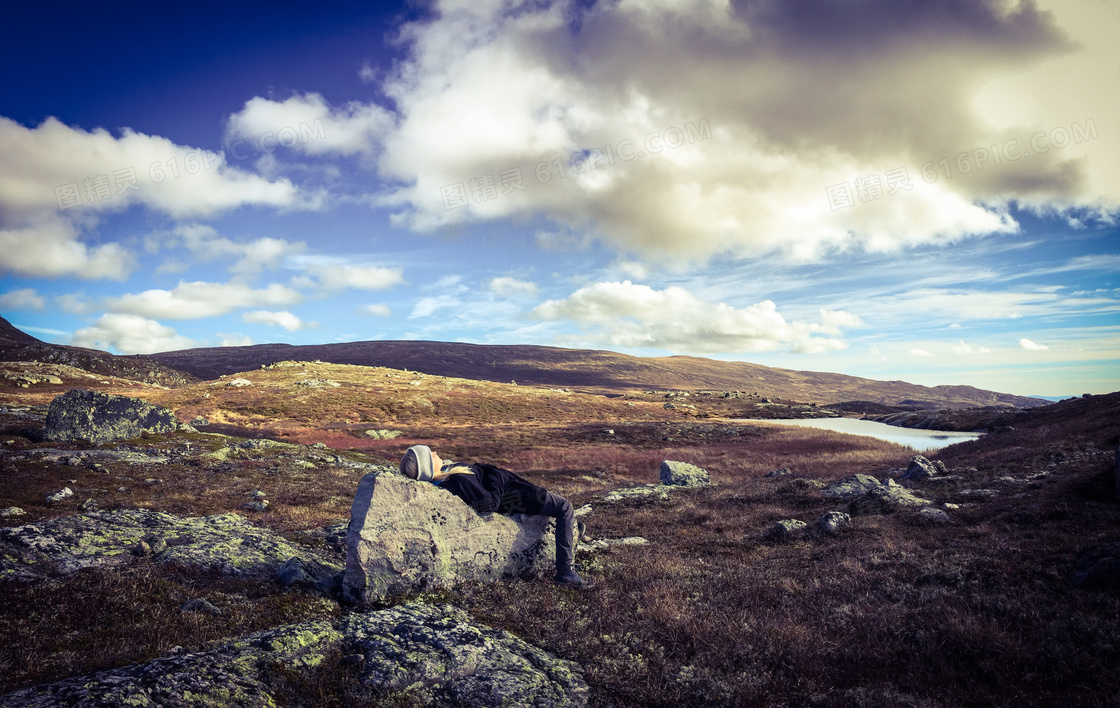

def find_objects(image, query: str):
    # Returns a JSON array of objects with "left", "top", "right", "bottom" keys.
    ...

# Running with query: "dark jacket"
[{"left": 438, "top": 463, "right": 548, "bottom": 515}]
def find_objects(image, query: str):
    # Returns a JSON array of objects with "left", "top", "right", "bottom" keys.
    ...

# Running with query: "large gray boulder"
[
  {"left": 343, "top": 472, "right": 557, "bottom": 605},
  {"left": 0, "top": 603, "right": 589, "bottom": 708},
  {"left": 44, "top": 389, "right": 177, "bottom": 443},
  {"left": 659, "top": 460, "right": 710, "bottom": 487}
]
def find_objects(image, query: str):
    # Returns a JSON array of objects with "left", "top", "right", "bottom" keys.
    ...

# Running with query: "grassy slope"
[
  {"left": 0, "top": 364, "right": 1116, "bottom": 706},
  {"left": 147, "top": 340, "right": 1047, "bottom": 408}
]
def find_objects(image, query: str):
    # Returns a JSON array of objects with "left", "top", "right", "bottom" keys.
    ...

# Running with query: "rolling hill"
[{"left": 147, "top": 339, "right": 1047, "bottom": 409}]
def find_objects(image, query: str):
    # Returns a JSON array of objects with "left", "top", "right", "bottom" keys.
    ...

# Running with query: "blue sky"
[{"left": 1, "top": 0, "right": 1117, "bottom": 398}]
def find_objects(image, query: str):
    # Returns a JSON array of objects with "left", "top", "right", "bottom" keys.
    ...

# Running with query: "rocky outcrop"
[
  {"left": 659, "top": 460, "right": 710, "bottom": 487},
  {"left": 765, "top": 519, "right": 808, "bottom": 542},
  {"left": 344, "top": 603, "right": 588, "bottom": 706},
  {"left": 44, "top": 389, "right": 177, "bottom": 443},
  {"left": 900, "top": 455, "right": 940, "bottom": 483},
  {"left": 0, "top": 509, "right": 340, "bottom": 583},
  {"left": 343, "top": 472, "right": 557, "bottom": 605},
  {"left": 822, "top": 474, "right": 883, "bottom": 499},
  {"left": 815, "top": 511, "right": 851, "bottom": 535},
  {"left": 0, "top": 602, "right": 588, "bottom": 708},
  {"left": 1071, "top": 541, "right": 1120, "bottom": 589},
  {"left": 848, "top": 481, "right": 932, "bottom": 516}
]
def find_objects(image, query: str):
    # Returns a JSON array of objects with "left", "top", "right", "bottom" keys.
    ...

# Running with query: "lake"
[{"left": 756, "top": 417, "right": 983, "bottom": 451}]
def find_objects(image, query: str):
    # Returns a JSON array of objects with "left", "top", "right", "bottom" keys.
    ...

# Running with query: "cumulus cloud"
[
  {"left": 0, "top": 115, "right": 312, "bottom": 280},
  {"left": 1019, "top": 337, "right": 1049, "bottom": 350},
  {"left": 302, "top": 263, "right": 405, "bottom": 291},
  {"left": 225, "top": 92, "right": 394, "bottom": 159},
  {"left": 242, "top": 310, "right": 312, "bottom": 331},
  {"left": 0, "top": 213, "right": 135, "bottom": 279},
  {"left": 910, "top": 349, "right": 934, "bottom": 357},
  {"left": 359, "top": 0, "right": 1113, "bottom": 261},
  {"left": 72, "top": 314, "right": 195, "bottom": 354},
  {"left": 0, "top": 288, "right": 46, "bottom": 311},
  {"left": 489, "top": 277, "right": 538, "bottom": 297},
  {"left": 533, "top": 280, "right": 859, "bottom": 354},
  {"left": 106, "top": 281, "right": 303, "bottom": 320}
]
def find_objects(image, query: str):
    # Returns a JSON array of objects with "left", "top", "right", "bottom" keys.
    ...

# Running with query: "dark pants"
[{"left": 539, "top": 492, "right": 576, "bottom": 575}]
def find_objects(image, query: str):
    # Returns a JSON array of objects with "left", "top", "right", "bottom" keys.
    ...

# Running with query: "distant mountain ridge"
[
  {"left": 0, "top": 316, "right": 195, "bottom": 387},
  {"left": 148, "top": 339, "right": 1048, "bottom": 409}
]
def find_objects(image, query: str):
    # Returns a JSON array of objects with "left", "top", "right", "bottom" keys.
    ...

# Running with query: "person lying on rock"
[{"left": 399, "top": 444, "right": 594, "bottom": 590}]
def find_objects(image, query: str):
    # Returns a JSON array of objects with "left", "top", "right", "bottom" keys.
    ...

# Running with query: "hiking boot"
[{"left": 555, "top": 569, "right": 595, "bottom": 590}]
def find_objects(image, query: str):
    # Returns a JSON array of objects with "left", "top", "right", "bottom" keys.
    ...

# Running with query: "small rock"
[
  {"left": 80, "top": 498, "right": 98, "bottom": 511},
  {"left": 47, "top": 487, "right": 74, "bottom": 503},
  {"left": 574, "top": 504, "right": 593, "bottom": 517},
  {"left": 815, "top": 511, "right": 850, "bottom": 535},
  {"left": 766, "top": 519, "right": 808, "bottom": 542},
  {"left": 823, "top": 474, "right": 882, "bottom": 499},
  {"left": 244, "top": 500, "right": 270, "bottom": 512},
  {"left": 900, "top": 455, "right": 939, "bottom": 483},
  {"left": 181, "top": 598, "right": 223, "bottom": 615},
  {"left": 0, "top": 506, "right": 27, "bottom": 517},
  {"left": 765, "top": 468, "right": 793, "bottom": 478},
  {"left": 917, "top": 508, "right": 951, "bottom": 524},
  {"left": 191, "top": 416, "right": 210, "bottom": 427},
  {"left": 364, "top": 429, "right": 402, "bottom": 440},
  {"left": 226, "top": 378, "right": 253, "bottom": 387},
  {"left": 659, "top": 460, "right": 710, "bottom": 487},
  {"left": 959, "top": 489, "right": 999, "bottom": 498},
  {"left": 1072, "top": 541, "right": 1120, "bottom": 588}
]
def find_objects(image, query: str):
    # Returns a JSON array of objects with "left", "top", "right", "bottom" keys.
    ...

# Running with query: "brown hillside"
[
  {"left": 0, "top": 315, "right": 196, "bottom": 387},
  {"left": 150, "top": 340, "right": 1046, "bottom": 408}
]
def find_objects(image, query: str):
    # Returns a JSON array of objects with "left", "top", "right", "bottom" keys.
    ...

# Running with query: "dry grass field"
[{"left": 0, "top": 359, "right": 1117, "bottom": 707}]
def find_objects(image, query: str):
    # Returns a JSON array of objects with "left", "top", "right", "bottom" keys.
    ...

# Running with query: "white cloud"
[
  {"left": 363, "top": 0, "right": 1114, "bottom": 262},
  {"left": 225, "top": 92, "right": 393, "bottom": 159},
  {"left": 242, "top": 310, "right": 311, "bottom": 331},
  {"left": 56, "top": 292, "right": 96, "bottom": 315},
  {"left": 489, "top": 277, "right": 538, "bottom": 297},
  {"left": 953, "top": 340, "right": 972, "bottom": 355},
  {"left": 146, "top": 223, "right": 307, "bottom": 276},
  {"left": 910, "top": 348, "right": 934, "bottom": 357},
  {"left": 1020, "top": 337, "right": 1049, "bottom": 351},
  {"left": 359, "top": 60, "right": 378, "bottom": 85},
  {"left": 0, "top": 115, "right": 313, "bottom": 280},
  {"left": 106, "top": 281, "right": 303, "bottom": 320},
  {"left": 0, "top": 213, "right": 135, "bottom": 279},
  {"left": 304, "top": 263, "right": 405, "bottom": 291},
  {"left": 218, "top": 333, "right": 255, "bottom": 347},
  {"left": 410, "top": 295, "right": 461, "bottom": 319},
  {"left": 0, "top": 288, "right": 46, "bottom": 311},
  {"left": 533, "top": 280, "right": 858, "bottom": 354},
  {"left": 360, "top": 303, "right": 392, "bottom": 317},
  {"left": 72, "top": 314, "right": 195, "bottom": 354}
]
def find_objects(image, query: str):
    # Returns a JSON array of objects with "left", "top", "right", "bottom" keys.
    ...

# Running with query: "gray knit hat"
[{"left": 400, "top": 445, "right": 434, "bottom": 481}]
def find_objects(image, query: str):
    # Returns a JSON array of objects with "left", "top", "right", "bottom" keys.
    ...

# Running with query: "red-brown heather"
[{"left": 0, "top": 328, "right": 1117, "bottom": 706}]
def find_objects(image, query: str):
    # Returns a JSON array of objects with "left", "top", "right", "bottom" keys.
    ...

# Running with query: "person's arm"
[
  {"left": 476, "top": 465, "right": 508, "bottom": 512},
  {"left": 441, "top": 468, "right": 503, "bottom": 514}
]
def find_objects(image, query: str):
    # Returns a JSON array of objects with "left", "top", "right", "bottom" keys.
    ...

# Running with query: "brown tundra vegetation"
[{"left": 0, "top": 356, "right": 1117, "bottom": 707}]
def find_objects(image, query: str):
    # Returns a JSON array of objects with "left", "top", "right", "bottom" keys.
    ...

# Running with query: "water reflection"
[{"left": 757, "top": 417, "right": 982, "bottom": 451}]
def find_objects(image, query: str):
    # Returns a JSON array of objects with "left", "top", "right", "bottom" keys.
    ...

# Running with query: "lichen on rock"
[
  {"left": 44, "top": 389, "right": 177, "bottom": 443},
  {"left": 0, "top": 603, "right": 589, "bottom": 708}
]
